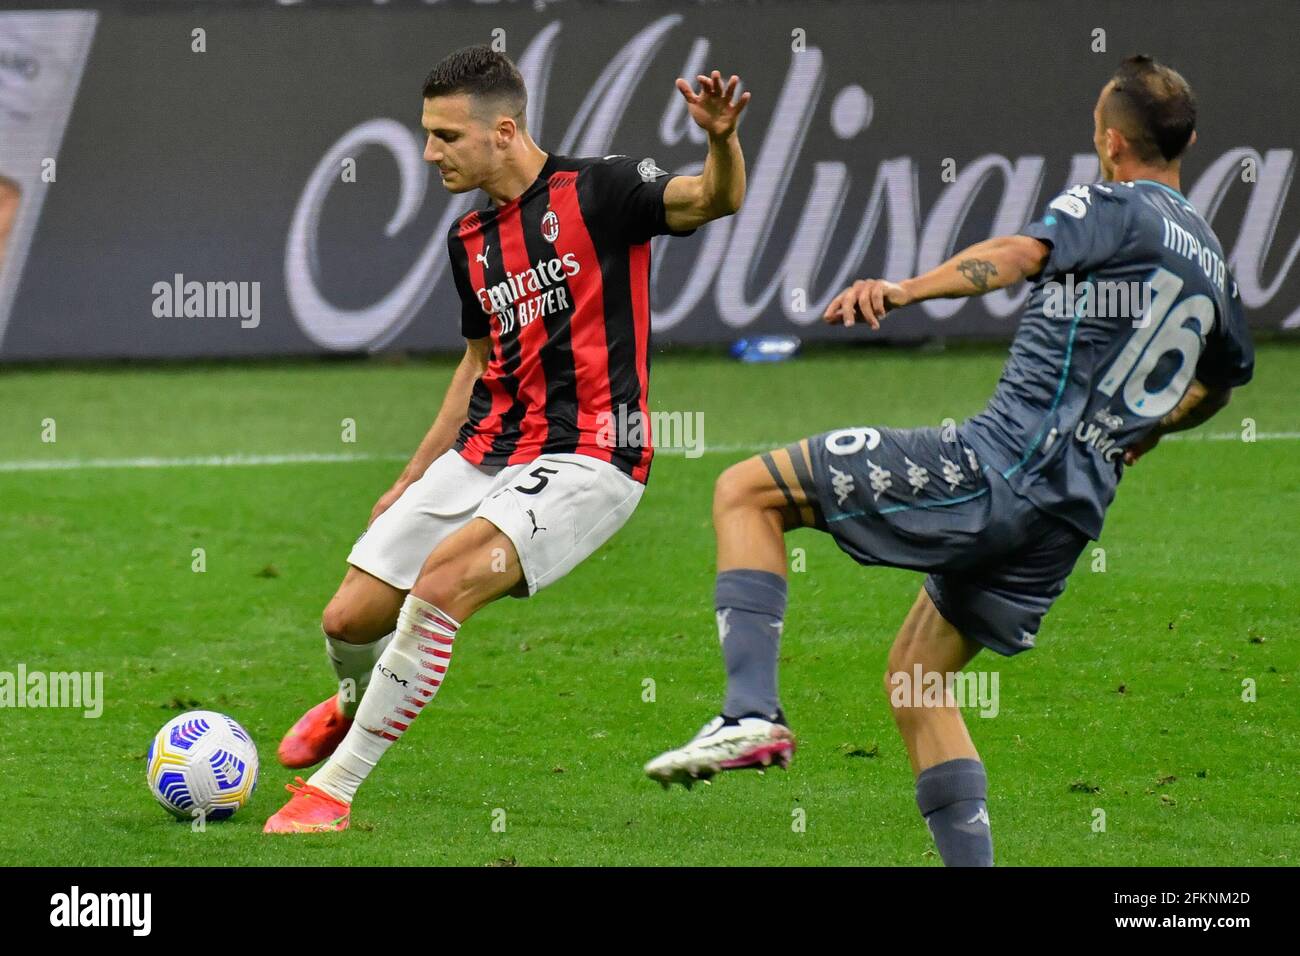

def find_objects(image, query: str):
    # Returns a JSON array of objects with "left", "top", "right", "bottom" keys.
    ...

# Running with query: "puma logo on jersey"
[{"left": 475, "top": 245, "right": 491, "bottom": 266}]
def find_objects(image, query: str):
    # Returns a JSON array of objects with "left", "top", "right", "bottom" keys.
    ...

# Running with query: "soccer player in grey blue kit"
[{"left": 646, "top": 55, "right": 1255, "bottom": 866}]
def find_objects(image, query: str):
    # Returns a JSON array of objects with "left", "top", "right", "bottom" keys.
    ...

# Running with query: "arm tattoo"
[{"left": 956, "top": 258, "right": 997, "bottom": 293}]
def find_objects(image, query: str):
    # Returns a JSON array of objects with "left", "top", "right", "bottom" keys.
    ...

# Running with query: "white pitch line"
[
  {"left": 0, "top": 451, "right": 408, "bottom": 472},
  {"left": 0, "top": 432, "right": 1294, "bottom": 473},
  {"left": 1163, "top": 430, "right": 1300, "bottom": 441}
]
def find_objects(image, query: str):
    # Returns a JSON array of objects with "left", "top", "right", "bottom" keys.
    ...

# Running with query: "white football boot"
[{"left": 645, "top": 712, "right": 796, "bottom": 788}]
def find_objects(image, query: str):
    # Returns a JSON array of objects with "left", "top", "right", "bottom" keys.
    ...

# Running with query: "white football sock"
[
  {"left": 325, "top": 629, "right": 394, "bottom": 719},
  {"left": 309, "top": 595, "right": 459, "bottom": 803}
]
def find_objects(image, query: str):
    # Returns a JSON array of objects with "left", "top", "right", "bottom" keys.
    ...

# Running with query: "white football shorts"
[{"left": 347, "top": 449, "right": 644, "bottom": 596}]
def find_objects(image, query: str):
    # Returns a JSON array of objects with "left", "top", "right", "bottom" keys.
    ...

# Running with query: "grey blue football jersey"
[{"left": 960, "top": 179, "right": 1255, "bottom": 539}]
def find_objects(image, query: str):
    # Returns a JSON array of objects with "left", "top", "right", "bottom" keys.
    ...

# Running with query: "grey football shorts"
[{"left": 795, "top": 425, "right": 1090, "bottom": 656}]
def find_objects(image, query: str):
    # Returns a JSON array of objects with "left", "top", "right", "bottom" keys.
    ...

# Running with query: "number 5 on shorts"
[{"left": 514, "top": 466, "right": 560, "bottom": 495}]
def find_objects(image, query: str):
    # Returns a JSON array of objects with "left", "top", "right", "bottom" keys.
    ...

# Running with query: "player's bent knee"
[
  {"left": 884, "top": 666, "right": 932, "bottom": 728},
  {"left": 321, "top": 599, "right": 376, "bottom": 645},
  {"left": 320, "top": 568, "right": 405, "bottom": 643},
  {"left": 712, "top": 462, "right": 746, "bottom": 513},
  {"left": 320, "top": 603, "right": 348, "bottom": 642},
  {"left": 713, "top": 458, "right": 772, "bottom": 516},
  {"left": 883, "top": 661, "right": 909, "bottom": 710}
]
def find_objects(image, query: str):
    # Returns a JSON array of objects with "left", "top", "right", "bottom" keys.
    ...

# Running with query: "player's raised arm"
[
  {"left": 368, "top": 336, "right": 491, "bottom": 526},
  {"left": 822, "top": 235, "right": 1050, "bottom": 329},
  {"left": 662, "top": 70, "right": 750, "bottom": 231}
]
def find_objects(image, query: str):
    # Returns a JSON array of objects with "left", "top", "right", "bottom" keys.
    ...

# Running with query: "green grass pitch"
[{"left": 0, "top": 343, "right": 1295, "bottom": 866}]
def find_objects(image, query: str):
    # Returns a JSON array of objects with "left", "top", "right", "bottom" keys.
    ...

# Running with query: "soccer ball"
[{"left": 146, "top": 711, "right": 259, "bottom": 821}]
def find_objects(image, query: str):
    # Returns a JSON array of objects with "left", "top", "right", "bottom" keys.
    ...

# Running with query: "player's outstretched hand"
[
  {"left": 1122, "top": 430, "right": 1162, "bottom": 466},
  {"left": 822, "top": 278, "right": 912, "bottom": 329},
  {"left": 675, "top": 70, "right": 750, "bottom": 138}
]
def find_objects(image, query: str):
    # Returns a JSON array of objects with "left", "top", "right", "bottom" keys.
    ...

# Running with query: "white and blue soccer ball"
[{"left": 146, "top": 711, "right": 259, "bottom": 821}]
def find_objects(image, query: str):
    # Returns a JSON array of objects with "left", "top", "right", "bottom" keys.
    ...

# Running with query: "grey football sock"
[
  {"left": 325, "top": 629, "right": 394, "bottom": 719},
  {"left": 715, "top": 569, "right": 787, "bottom": 720},
  {"left": 915, "top": 758, "right": 994, "bottom": 866}
]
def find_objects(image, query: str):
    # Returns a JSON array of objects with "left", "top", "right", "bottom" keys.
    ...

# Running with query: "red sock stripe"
[
  {"left": 411, "top": 624, "right": 455, "bottom": 646},
  {"left": 397, "top": 708, "right": 419, "bottom": 720},
  {"left": 380, "top": 732, "right": 398, "bottom": 742},
  {"left": 383, "top": 718, "right": 409, "bottom": 732},
  {"left": 416, "top": 609, "right": 459, "bottom": 634}
]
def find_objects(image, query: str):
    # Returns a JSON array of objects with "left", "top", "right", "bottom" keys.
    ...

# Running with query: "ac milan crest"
[{"left": 541, "top": 209, "right": 560, "bottom": 243}]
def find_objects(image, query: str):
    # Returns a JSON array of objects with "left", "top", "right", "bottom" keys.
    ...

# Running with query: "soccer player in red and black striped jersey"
[{"left": 265, "top": 45, "right": 749, "bottom": 833}]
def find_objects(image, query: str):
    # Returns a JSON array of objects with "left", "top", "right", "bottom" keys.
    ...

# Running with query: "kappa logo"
[
  {"left": 1049, "top": 184, "right": 1093, "bottom": 220},
  {"left": 637, "top": 157, "right": 668, "bottom": 182},
  {"left": 541, "top": 209, "right": 559, "bottom": 243},
  {"left": 1093, "top": 408, "right": 1124, "bottom": 430},
  {"left": 866, "top": 459, "right": 892, "bottom": 501},
  {"left": 939, "top": 455, "right": 963, "bottom": 491},
  {"left": 828, "top": 464, "right": 855, "bottom": 506},
  {"left": 903, "top": 456, "right": 931, "bottom": 495},
  {"left": 967, "top": 806, "right": 991, "bottom": 828}
]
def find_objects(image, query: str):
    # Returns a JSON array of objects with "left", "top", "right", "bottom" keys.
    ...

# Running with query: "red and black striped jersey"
[{"left": 446, "top": 152, "right": 694, "bottom": 484}]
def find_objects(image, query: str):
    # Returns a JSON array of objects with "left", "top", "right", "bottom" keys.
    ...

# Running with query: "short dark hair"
[
  {"left": 422, "top": 45, "right": 527, "bottom": 127},
  {"left": 1103, "top": 54, "right": 1197, "bottom": 164}
]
